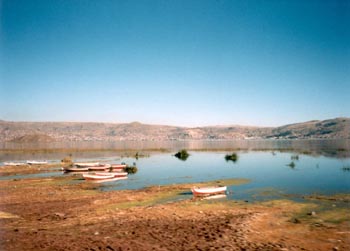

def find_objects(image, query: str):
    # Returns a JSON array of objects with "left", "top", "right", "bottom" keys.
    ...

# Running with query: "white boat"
[
  {"left": 83, "top": 174, "right": 128, "bottom": 183},
  {"left": 83, "top": 174, "right": 114, "bottom": 180},
  {"left": 3, "top": 162, "right": 26, "bottom": 166},
  {"left": 26, "top": 160, "right": 48, "bottom": 165},
  {"left": 74, "top": 162, "right": 100, "bottom": 167},
  {"left": 110, "top": 164, "right": 127, "bottom": 170},
  {"left": 88, "top": 164, "right": 111, "bottom": 171},
  {"left": 191, "top": 186, "right": 227, "bottom": 197},
  {"left": 64, "top": 167, "right": 89, "bottom": 172},
  {"left": 91, "top": 176, "right": 128, "bottom": 183},
  {"left": 95, "top": 172, "right": 128, "bottom": 177}
]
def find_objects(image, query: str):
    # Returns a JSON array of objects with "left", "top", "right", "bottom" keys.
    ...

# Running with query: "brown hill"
[
  {"left": 9, "top": 134, "right": 55, "bottom": 143},
  {"left": 0, "top": 118, "right": 349, "bottom": 142}
]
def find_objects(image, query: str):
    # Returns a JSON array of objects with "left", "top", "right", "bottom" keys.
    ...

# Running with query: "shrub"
[
  {"left": 225, "top": 153, "right": 238, "bottom": 162},
  {"left": 287, "top": 161, "right": 296, "bottom": 168},
  {"left": 124, "top": 164, "right": 138, "bottom": 174},
  {"left": 291, "top": 155, "right": 299, "bottom": 160},
  {"left": 61, "top": 155, "right": 73, "bottom": 167},
  {"left": 174, "top": 149, "right": 189, "bottom": 161}
]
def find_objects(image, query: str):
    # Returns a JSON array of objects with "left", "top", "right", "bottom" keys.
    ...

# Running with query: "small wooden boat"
[
  {"left": 88, "top": 164, "right": 111, "bottom": 171},
  {"left": 27, "top": 160, "right": 48, "bottom": 165},
  {"left": 90, "top": 176, "right": 128, "bottom": 183},
  {"left": 110, "top": 164, "right": 127, "bottom": 170},
  {"left": 83, "top": 174, "right": 128, "bottom": 183},
  {"left": 83, "top": 174, "right": 114, "bottom": 181},
  {"left": 64, "top": 167, "right": 89, "bottom": 172},
  {"left": 191, "top": 186, "right": 227, "bottom": 197},
  {"left": 74, "top": 162, "right": 100, "bottom": 167},
  {"left": 95, "top": 172, "right": 128, "bottom": 177},
  {"left": 3, "top": 162, "right": 26, "bottom": 166}
]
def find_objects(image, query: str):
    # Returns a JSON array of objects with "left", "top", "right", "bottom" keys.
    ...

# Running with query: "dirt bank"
[{"left": 0, "top": 168, "right": 349, "bottom": 251}]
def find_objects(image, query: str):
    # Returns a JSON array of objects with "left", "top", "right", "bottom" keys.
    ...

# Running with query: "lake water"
[
  {"left": 1, "top": 140, "right": 349, "bottom": 201},
  {"left": 99, "top": 151, "right": 350, "bottom": 197}
]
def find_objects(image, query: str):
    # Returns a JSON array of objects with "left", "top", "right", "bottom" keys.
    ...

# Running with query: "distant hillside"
[
  {"left": 266, "top": 118, "right": 350, "bottom": 139},
  {"left": 0, "top": 118, "right": 349, "bottom": 142},
  {"left": 9, "top": 134, "right": 55, "bottom": 143}
]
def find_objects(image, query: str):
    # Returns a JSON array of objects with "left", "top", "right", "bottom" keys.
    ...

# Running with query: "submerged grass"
[{"left": 99, "top": 178, "right": 250, "bottom": 211}]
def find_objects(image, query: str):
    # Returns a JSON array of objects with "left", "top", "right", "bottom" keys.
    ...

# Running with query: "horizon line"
[{"left": 1, "top": 117, "right": 348, "bottom": 129}]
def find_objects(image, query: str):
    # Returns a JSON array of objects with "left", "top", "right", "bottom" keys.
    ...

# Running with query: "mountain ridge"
[{"left": 0, "top": 117, "right": 349, "bottom": 142}]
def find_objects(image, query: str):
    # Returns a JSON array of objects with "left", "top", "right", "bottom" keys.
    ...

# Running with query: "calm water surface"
[
  {"left": 99, "top": 151, "right": 350, "bottom": 198},
  {"left": 1, "top": 140, "right": 349, "bottom": 201}
]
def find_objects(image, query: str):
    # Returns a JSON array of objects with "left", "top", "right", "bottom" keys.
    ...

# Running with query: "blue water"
[
  {"left": 99, "top": 151, "right": 350, "bottom": 198},
  {"left": 1, "top": 151, "right": 349, "bottom": 201}
]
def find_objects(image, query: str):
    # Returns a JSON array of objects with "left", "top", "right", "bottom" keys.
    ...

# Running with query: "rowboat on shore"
[
  {"left": 83, "top": 174, "right": 114, "bottom": 180},
  {"left": 27, "top": 160, "right": 48, "bottom": 165},
  {"left": 91, "top": 176, "right": 128, "bottom": 183},
  {"left": 95, "top": 172, "right": 128, "bottom": 177},
  {"left": 82, "top": 173, "right": 128, "bottom": 183},
  {"left": 3, "top": 162, "right": 27, "bottom": 166},
  {"left": 64, "top": 167, "right": 89, "bottom": 172},
  {"left": 110, "top": 164, "right": 127, "bottom": 170},
  {"left": 191, "top": 186, "right": 227, "bottom": 197},
  {"left": 88, "top": 164, "right": 111, "bottom": 171},
  {"left": 74, "top": 162, "right": 100, "bottom": 167}
]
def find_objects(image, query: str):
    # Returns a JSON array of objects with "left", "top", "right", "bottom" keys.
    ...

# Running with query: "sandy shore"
[{"left": 0, "top": 164, "right": 349, "bottom": 251}]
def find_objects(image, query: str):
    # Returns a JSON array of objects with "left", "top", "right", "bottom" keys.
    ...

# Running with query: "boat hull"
[
  {"left": 64, "top": 167, "right": 89, "bottom": 172},
  {"left": 191, "top": 186, "right": 227, "bottom": 196},
  {"left": 3, "top": 162, "right": 26, "bottom": 166},
  {"left": 83, "top": 174, "right": 114, "bottom": 180},
  {"left": 88, "top": 166, "right": 110, "bottom": 171},
  {"left": 74, "top": 162, "right": 100, "bottom": 167},
  {"left": 95, "top": 172, "right": 128, "bottom": 177},
  {"left": 27, "top": 161, "right": 48, "bottom": 165},
  {"left": 110, "top": 164, "right": 127, "bottom": 170}
]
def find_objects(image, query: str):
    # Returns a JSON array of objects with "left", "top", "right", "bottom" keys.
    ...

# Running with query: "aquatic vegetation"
[
  {"left": 124, "top": 164, "right": 138, "bottom": 174},
  {"left": 337, "top": 148, "right": 346, "bottom": 152},
  {"left": 174, "top": 149, "right": 190, "bottom": 161},
  {"left": 134, "top": 152, "right": 150, "bottom": 160},
  {"left": 291, "top": 155, "right": 299, "bottom": 160},
  {"left": 225, "top": 153, "right": 238, "bottom": 162},
  {"left": 342, "top": 165, "right": 350, "bottom": 171},
  {"left": 287, "top": 161, "right": 296, "bottom": 168}
]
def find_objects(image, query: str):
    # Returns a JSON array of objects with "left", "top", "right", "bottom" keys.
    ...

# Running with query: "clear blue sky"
[{"left": 1, "top": 0, "right": 349, "bottom": 126}]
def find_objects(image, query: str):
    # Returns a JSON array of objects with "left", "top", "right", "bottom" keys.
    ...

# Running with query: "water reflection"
[{"left": 0, "top": 139, "right": 349, "bottom": 162}]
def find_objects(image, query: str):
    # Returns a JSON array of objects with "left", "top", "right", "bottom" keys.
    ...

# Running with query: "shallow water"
[
  {"left": 1, "top": 139, "right": 349, "bottom": 161},
  {"left": 1, "top": 140, "right": 349, "bottom": 202},
  {"left": 97, "top": 151, "right": 350, "bottom": 198}
]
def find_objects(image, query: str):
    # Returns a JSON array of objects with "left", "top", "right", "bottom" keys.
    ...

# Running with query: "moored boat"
[
  {"left": 64, "top": 167, "right": 89, "bottom": 172},
  {"left": 27, "top": 160, "right": 48, "bottom": 165},
  {"left": 95, "top": 172, "right": 128, "bottom": 177},
  {"left": 3, "top": 162, "right": 27, "bottom": 166},
  {"left": 74, "top": 162, "right": 100, "bottom": 167},
  {"left": 83, "top": 173, "right": 128, "bottom": 183},
  {"left": 83, "top": 174, "right": 114, "bottom": 180},
  {"left": 90, "top": 176, "right": 128, "bottom": 183},
  {"left": 110, "top": 164, "right": 127, "bottom": 170},
  {"left": 88, "top": 164, "right": 111, "bottom": 171},
  {"left": 191, "top": 186, "right": 227, "bottom": 197}
]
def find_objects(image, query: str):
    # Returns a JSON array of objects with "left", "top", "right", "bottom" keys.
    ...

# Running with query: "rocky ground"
[{"left": 0, "top": 164, "right": 349, "bottom": 251}]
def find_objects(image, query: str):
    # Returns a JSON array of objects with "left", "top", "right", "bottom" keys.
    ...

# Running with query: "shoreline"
[{"left": 0, "top": 164, "right": 349, "bottom": 251}]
